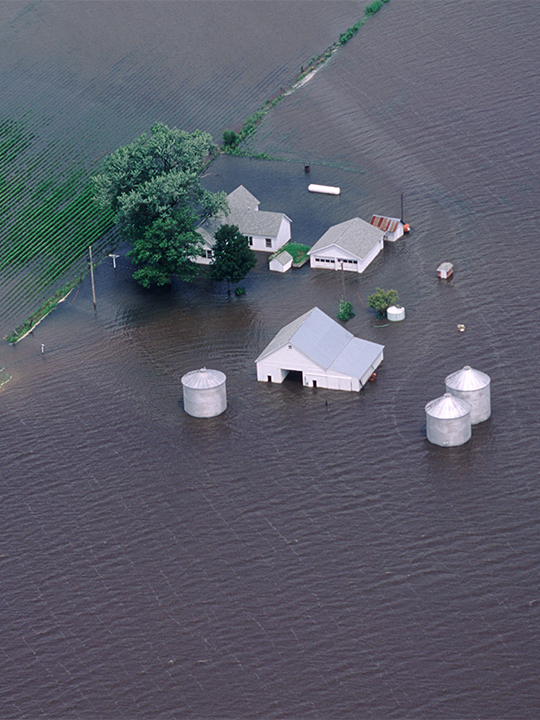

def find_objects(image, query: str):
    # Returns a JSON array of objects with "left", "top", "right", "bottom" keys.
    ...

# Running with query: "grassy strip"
[
  {"left": 221, "top": 0, "right": 391, "bottom": 157},
  {"left": 0, "top": 371, "right": 11, "bottom": 389},
  {"left": 271, "top": 242, "right": 310, "bottom": 265},
  {"left": 4, "top": 279, "right": 81, "bottom": 344}
]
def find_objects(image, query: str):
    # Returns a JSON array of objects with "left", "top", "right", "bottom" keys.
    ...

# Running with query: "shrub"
[
  {"left": 337, "top": 300, "right": 355, "bottom": 321},
  {"left": 234, "top": 286, "right": 246, "bottom": 296},
  {"left": 368, "top": 287, "right": 399, "bottom": 317},
  {"left": 365, "top": 0, "right": 389, "bottom": 17},
  {"left": 222, "top": 130, "right": 240, "bottom": 149}
]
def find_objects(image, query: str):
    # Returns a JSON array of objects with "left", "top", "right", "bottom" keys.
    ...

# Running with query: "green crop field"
[{"left": 0, "top": 114, "right": 115, "bottom": 340}]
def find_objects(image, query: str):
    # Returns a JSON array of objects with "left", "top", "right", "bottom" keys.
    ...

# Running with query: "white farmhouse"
[
  {"left": 255, "top": 307, "right": 384, "bottom": 392},
  {"left": 308, "top": 217, "right": 384, "bottom": 273},
  {"left": 196, "top": 185, "right": 292, "bottom": 264},
  {"left": 369, "top": 215, "right": 405, "bottom": 242}
]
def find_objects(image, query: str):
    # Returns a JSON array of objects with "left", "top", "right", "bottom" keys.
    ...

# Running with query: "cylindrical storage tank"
[
  {"left": 425, "top": 393, "right": 472, "bottom": 447},
  {"left": 308, "top": 183, "right": 341, "bottom": 195},
  {"left": 445, "top": 365, "right": 491, "bottom": 424},
  {"left": 181, "top": 367, "right": 227, "bottom": 418},
  {"left": 387, "top": 305, "right": 406, "bottom": 322}
]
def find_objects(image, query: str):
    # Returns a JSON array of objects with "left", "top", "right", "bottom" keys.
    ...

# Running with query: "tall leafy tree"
[
  {"left": 92, "top": 123, "right": 228, "bottom": 285},
  {"left": 211, "top": 224, "right": 257, "bottom": 293},
  {"left": 130, "top": 208, "right": 204, "bottom": 288}
]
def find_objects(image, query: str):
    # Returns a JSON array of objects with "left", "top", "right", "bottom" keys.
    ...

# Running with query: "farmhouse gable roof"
[{"left": 198, "top": 185, "right": 290, "bottom": 246}]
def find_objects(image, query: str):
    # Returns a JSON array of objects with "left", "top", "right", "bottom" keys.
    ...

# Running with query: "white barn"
[
  {"left": 308, "top": 217, "right": 384, "bottom": 273},
  {"left": 196, "top": 185, "right": 292, "bottom": 264},
  {"left": 255, "top": 307, "right": 384, "bottom": 392},
  {"left": 369, "top": 215, "right": 405, "bottom": 242}
]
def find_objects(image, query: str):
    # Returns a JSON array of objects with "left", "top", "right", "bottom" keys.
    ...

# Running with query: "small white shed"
[
  {"left": 437, "top": 262, "right": 454, "bottom": 279},
  {"left": 369, "top": 215, "right": 405, "bottom": 242},
  {"left": 255, "top": 307, "right": 384, "bottom": 392},
  {"left": 269, "top": 250, "right": 293, "bottom": 273}
]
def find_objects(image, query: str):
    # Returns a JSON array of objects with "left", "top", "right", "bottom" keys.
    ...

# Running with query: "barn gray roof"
[
  {"left": 198, "top": 185, "right": 290, "bottom": 246},
  {"left": 256, "top": 307, "right": 384, "bottom": 377},
  {"left": 308, "top": 217, "right": 384, "bottom": 260}
]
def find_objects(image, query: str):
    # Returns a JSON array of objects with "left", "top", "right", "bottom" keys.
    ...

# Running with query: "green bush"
[
  {"left": 234, "top": 286, "right": 246, "bottom": 296},
  {"left": 365, "top": 0, "right": 389, "bottom": 17},
  {"left": 222, "top": 130, "right": 240, "bottom": 149},
  {"left": 368, "top": 287, "right": 399, "bottom": 317},
  {"left": 337, "top": 300, "right": 355, "bottom": 321}
]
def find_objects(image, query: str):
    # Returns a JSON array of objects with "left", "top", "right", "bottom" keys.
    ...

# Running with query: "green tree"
[
  {"left": 222, "top": 130, "right": 240, "bottom": 150},
  {"left": 129, "top": 208, "right": 204, "bottom": 288},
  {"left": 337, "top": 300, "right": 355, "bottom": 321},
  {"left": 92, "top": 123, "right": 228, "bottom": 285},
  {"left": 368, "top": 287, "right": 399, "bottom": 316},
  {"left": 211, "top": 224, "right": 257, "bottom": 293}
]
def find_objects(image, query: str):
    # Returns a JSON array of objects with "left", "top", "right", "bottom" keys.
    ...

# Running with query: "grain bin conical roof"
[
  {"left": 445, "top": 365, "right": 490, "bottom": 392},
  {"left": 425, "top": 393, "right": 471, "bottom": 419},
  {"left": 181, "top": 367, "right": 226, "bottom": 389}
]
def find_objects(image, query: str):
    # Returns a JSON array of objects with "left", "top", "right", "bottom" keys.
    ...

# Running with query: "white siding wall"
[
  {"left": 385, "top": 223, "right": 404, "bottom": 243},
  {"left": 357, "top": 239, "right": 384, "bottom": 272},
  {"left": 249, "top": 235, "right": 273, "bottom": 252},
  {"left": 257, "top": 346, "right": 384, "bottom": 392},
  {"left": 269, "top": 256, "right": 292, "bottom": 273},
  {"left": 358, "top": 350, "right": 384, "bottom": 385},
  {"left": 248, "top": 217, "right": 291, "bottom": 253},
  {"left": 309, "top": 241, "right": 383, "bottom": 273},
  {"left": 275, "top": 218, "right": 292, "bottom": 249},
  {"left": 256, "top": 345, "right": 323, "bottom": 383}
]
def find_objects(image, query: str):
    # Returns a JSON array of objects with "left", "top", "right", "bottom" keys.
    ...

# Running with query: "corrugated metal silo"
[
  {"left": 445, "top": 365, "right": 491, "bottom": 424},
  {"left": 181, "top": 367, "right": 227, "bottom": 418},
  {"left": 425, "top": 393, "right": 472, "bottom": 447}
]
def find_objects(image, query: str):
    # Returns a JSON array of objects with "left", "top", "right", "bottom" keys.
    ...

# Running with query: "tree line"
[{"left": 92, "top": 123, "right": 255, "bottom": 290}]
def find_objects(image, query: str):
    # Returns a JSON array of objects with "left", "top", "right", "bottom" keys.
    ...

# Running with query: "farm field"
[{"left": 0, "top": 0, "right": 363, "bottom": 339}]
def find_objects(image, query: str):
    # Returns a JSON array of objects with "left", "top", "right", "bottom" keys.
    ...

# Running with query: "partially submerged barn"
[
  {"left": 255, "top": 307, "right": 384, "bottom": 392},
  {"left": 307, "top": 217, "right": 384, "bottom": 273},
  {"left": 196, "top": 185, "right": 292, "bottom": 263}
]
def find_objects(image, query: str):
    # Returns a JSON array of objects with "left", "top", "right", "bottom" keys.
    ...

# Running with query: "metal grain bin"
[
  {"left": 181, "top": 367, "right": 227, "bottom": 418},
  {"left": 445, "top": 365, "right": 491, "bottom": 424},
  {"left": 425, "top": 393, "right": 472, "bottom": 447}
]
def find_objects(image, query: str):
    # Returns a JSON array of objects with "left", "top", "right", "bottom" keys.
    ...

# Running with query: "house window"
[
  {"left": 206, "top": 250, "right": 213, "bottom": 259},
  {"left": 265, "top": 238, "right": 272, "bottom": 248}
]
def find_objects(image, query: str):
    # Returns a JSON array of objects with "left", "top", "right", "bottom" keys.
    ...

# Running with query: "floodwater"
[{"left": 1, "top": 1, "right": 540, "bottom": 718}]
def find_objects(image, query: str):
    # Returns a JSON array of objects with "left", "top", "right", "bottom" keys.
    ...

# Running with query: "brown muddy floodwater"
[{"left": 1, "top": 1, "right": 540, "bottom": 719}]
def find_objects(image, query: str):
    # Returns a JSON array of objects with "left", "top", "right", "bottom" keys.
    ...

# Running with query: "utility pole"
[{"left": 89, "top": 246, "right": 97, "bottom": 310}]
